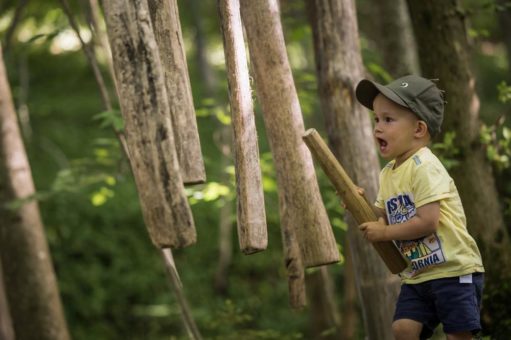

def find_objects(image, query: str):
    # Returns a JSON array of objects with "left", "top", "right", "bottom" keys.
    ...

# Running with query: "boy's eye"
[{"left": 385, "top": 117, "right": 393, "bottom": 123}]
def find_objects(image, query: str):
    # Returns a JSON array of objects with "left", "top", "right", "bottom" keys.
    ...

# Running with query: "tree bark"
[
  {"left": 218, "top": 0, "right": 267, "bottom": 254},
  {"left": 305, "top": 267, "right": 342, "bottom": 340},
  {"left": 147, "top": 0, "right": 206, "bottom": 185},
  {"left": 189, "top": 0, "right": 218, "bottom": 95},
  {"left": 497, "top": 0, "right": 511, "bottom": 79},
  {"left": 341, "top": 242, "right": 358, "bottom": 340},
  {"left": 103, "top": 0, "right": 196, "bottom": 249},
  {"left": 369, "top": 0, "right": 419, "bottom": 77},
  {"left": 0, "top": 45, "right": 70, "bottom": 340},
  {"left": 0, "top": 261, "right": 14, "bottom": 340},
  {"left": 306, "top": 0, "right": 400, "bottom": 338},
  {"left": 407, "top": 0, "right": 511, "bottom": 335},
  {"left": 408, "top": 0, "right": 511, "bottom": 266}
]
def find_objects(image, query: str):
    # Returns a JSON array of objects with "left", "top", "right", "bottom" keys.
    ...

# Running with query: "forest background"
[{"left": 1, "top": 0, "right": 511, "bottom": 339}]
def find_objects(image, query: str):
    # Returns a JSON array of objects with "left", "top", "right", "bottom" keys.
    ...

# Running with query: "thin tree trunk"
[
  {"left": 2, "top": 0, "right": 28, "bottom": 53},
  {"left": 0, "top": 45, "right": 70, "bottom": 340},
  {"left": 147, "top": 0, "right": 206, "bottom": 185},
  {"left": 103, "top": 0, "right": 196, "bottom": 249},
  {"left": 0, "top": 261, "right": 14, "bottom": 340},
  {"left": 161, "top": 249, "right": 203, "bottom": 340},
  {"left": 218, "top": 0, "right": 267, "bottom": 254},
  {"left": 497, "top": 0, "right": 511, "bottom": 79},
  {"left": 305, "top": 267, "right": 342, "bottom": 340},
  {"left": 239, "top": 0, "right": 339, "bottom": 307},
  {"left": 87, "top": 0, "right": 117, "bottom": 90},
  {"left": 189, "top": 0, "right": 217, "bottom": 95},
  {"left": 306, "top": 1, "right": 400, "bottom": 338},
  {"left": 407, "top": 0, "right": 511, "bottom": 335},
  {"left": 369, "top": 0, "right": 419, "bottom": 77},
  {"left": 341, "top": 242, "right": 358, "bottom": 340},
  {"left": 213, "top": 127, "right": 234, "bottom": 294}
]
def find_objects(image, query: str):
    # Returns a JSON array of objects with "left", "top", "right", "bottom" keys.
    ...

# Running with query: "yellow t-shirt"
[{"left": 375, "top": 147, "right": 484, "bottom": 284}]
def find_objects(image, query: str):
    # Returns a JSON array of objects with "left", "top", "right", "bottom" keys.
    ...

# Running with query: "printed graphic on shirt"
[{"left": 385, "top": 192, "right": 446, "bottom": 276}]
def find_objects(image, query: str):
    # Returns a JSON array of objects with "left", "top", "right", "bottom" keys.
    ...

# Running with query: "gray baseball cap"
[{"left": 355, "top": 75, "right": 444, "bottom": 137}]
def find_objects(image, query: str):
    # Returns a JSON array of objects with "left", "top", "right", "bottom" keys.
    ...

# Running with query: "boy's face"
[{"left": 372, "top": 94, "right": 425, "bottom": 165}]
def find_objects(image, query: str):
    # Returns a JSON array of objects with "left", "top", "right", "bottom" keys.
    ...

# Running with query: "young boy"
[{"left": 354, "top": 75, "right": 484, "bottom": 340}]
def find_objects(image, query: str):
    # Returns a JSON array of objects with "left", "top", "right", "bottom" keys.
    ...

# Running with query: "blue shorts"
[{"left": 394, "top": 273, "right": 484, "bottom": 339}]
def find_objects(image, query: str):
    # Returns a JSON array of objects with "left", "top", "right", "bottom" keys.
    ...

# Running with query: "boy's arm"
[
  {"left": 359, "top": 201, "right": 440, "bottom": 242},
  {"left": 373, "top": 206, "right": 387, "bottom": 221}
]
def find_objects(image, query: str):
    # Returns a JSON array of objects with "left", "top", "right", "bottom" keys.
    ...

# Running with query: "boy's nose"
[{"left": 374, "top": 123, "right": 382, "bottom": 133}]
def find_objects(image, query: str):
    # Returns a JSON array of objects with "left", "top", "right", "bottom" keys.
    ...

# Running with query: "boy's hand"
[
  {"left": 339, "top": 187, "right": 365, "bottom": 209},
  {"left": 359, "top": 217, "right": 388, "bottom": 242}
]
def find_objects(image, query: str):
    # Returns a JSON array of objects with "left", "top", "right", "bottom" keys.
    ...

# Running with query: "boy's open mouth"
[{"left": 377, "top": 138, "right": 388, "bottom": 152}]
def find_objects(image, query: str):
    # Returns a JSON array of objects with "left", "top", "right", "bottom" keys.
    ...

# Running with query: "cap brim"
[{"left": 355, "top": 79, "right": 408, "bottom": 110}]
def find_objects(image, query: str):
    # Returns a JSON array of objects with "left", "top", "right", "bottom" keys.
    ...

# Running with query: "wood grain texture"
[
  {"left": 148, "top": 0, "right": 206, "bottom": 184},
  {"left": 303, "top": 129, "right": 407, "bottom": 274},
  {"left": 240, "top": 0, "right": 339, "bottom": 269},
  {"left": 218, "top": 0, "right": 267, "bottom": 254},
  {"left": 103, "top": 0, "right": 195, "bottom": 248}
]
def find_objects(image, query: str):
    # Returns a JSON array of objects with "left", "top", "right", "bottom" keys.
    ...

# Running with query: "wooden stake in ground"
[
  {"left": 218, "top": 0, "right": 267, "bottom": 254},
  {"left": 147, "top": 0, "right": 206, "bottom": 185},
  {"left": 0, "top": 45, "right": 70, "bottom": 340},
  {"left": 103, "top": 0, "right": 196, "bottom": 248},
  {"left": 303, "top": 129, "right": 407, "bottom": 274}
]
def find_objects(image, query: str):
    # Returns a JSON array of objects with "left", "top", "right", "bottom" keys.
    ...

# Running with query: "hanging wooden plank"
[
  {"left": 147, "top": 0, "right": 206, "bottom": 185},
  {"left": 103, "top": 0, "right": 196, "bottom": 248},
  {"left": 239, "top": 0, "right": 339, "bottom": 268},
  {"left": 303, "top": 129, "right": 407, "bottom": 274},
  {"left": 218, "top": 0, "right": 267, "bottom": 254}
]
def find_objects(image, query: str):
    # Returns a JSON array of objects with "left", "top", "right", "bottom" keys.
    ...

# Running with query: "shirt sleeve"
[{"left": 412, "top": 160, "right": 453, "bottom": 208}]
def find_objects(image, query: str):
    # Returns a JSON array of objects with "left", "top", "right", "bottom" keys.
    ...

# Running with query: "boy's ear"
[{"left": 415, "top": 121, "right": 429, "bottom": 138}]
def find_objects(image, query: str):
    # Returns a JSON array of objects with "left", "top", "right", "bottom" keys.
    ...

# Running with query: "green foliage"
[
  {"left": 479, "top": 82, "right": 511, "bottom": 171},
  {"left": 497, "top": 81, "right": 511, "bottom": 103},
  {"left": 431, "top": 131, "right": 461, "bottom": 170},
  {"left": 93, "top": 110, "right": 124, "bottom": 132}
]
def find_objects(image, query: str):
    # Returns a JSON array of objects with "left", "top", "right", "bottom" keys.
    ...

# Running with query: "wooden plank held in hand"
[{"left": 303, "top": 129, "right": 407, "bottom": 274}]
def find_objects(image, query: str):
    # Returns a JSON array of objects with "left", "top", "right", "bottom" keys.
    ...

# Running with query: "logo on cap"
[{"left": 401, "top": 82, "right": 409, "bottom": 88}]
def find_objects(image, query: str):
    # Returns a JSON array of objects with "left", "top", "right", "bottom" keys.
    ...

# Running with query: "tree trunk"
[
  {"left": 306, "top": 0, "right": 400, "bottom": 338},
  {"left": 369, "top": 0, "right": 419, "bottom": 77},
  {"left": 103, "top": 0, "right": 196, "bottom": 249},
  {"left": 218, "top": 0, "right": 267, "bottom": 254},
  {"left": 305, "top": 267, "right": 342, "bottom": 340},
  {"left": 189, "top": 0, "right": 218, "bottom": 95},
  {"left": 341, "top": 242, "right": 358, "bottom": 340},
  {"left": 407, "top": 0, "right": 511, "bottom": 335},
  {"left": 239, "top": 0, "right": 339, "bottom": 307},
  {"left": 0, "top": 45, "right": 70, "bottom": 340},
  {"left": 497, "top": 0, "right": 511, "bottom": 79},
  {"left": 0, "top": 261, "right": 14, "bottom": 340},
  {"left": 147, "top": 0, "right": 206, "bottom": 185}
]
